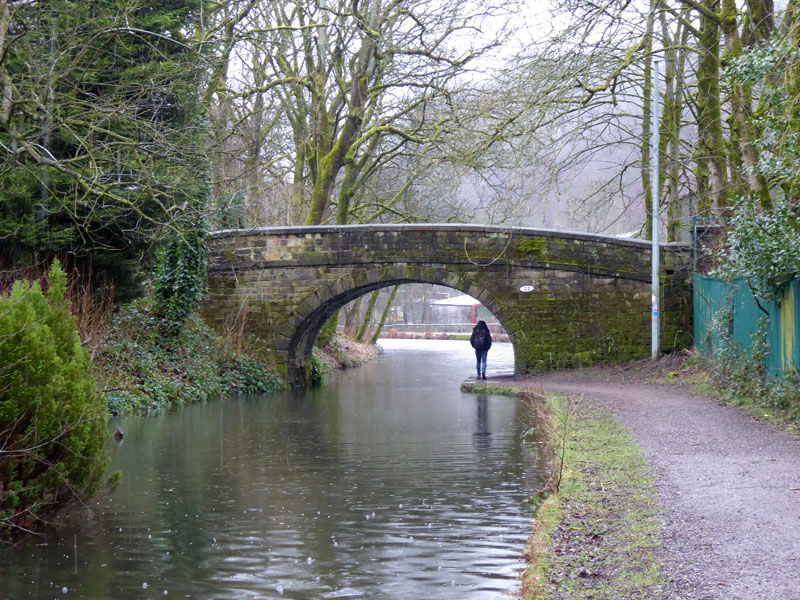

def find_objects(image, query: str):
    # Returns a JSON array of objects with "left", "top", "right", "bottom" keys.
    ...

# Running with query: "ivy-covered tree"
[
  {"left": 725, "top": 9, "right": 800, "bottom": 202},
  {"left": 713, "top": 10, "right": 800, "bottom": 302},
  {"left": 154, "top": 223, "right": 208, "bottom": 341}
]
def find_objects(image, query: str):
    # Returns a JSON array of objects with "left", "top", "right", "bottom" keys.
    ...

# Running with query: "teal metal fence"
[{"left": 694, "top": 275, "right": 800, "bottom": 377}]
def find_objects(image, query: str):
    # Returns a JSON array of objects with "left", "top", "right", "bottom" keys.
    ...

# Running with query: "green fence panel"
[
  {"left": 693, "top": 274, "right": 723, "bottom": 355},
  {"left": 776, "top": 280, "right": 800, "bottom": 376},
  {"left": 694, "top": 275, "right": 800, "bottom": 377},
  {"left": 732, "top": 280, "right": 764, "bottom": 362}
]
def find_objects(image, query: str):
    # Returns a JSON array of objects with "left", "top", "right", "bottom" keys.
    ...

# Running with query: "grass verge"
[
  {"left": 460, "top": 381, "right": 529, "bottom": 396},
  {"left": 519, "top": 392, "right": 667, "bottom": 600}
]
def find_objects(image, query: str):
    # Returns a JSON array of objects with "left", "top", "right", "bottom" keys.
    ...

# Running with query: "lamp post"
[{"left": 651, "top": 60, "right": 661, "bottom": 360}]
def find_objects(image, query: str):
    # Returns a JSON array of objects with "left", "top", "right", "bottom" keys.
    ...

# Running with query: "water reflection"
[
  {"left": 474, "top": 394, "right": 491, "bottom": 452},
  {"left": 1, "top": 340, "right": 542, "bottom": 599}
]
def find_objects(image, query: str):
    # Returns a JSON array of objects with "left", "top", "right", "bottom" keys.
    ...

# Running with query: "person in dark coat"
[{"left": 470, "top": 320, "right": 492, "bottom": 380}]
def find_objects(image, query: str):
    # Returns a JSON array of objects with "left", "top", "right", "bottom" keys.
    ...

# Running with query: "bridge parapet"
[{"left": 202, "top": 225, "right": 693, "bottom": 383}]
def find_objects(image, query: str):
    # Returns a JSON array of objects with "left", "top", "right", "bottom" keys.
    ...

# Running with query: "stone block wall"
[{"left": 202, "top": 225, "right": 693, "bottom": 383}]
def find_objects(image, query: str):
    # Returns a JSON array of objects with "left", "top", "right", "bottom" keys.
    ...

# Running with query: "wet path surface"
[
  {"left": 534, "top": 376, "right": 800, "bottom": 600},
  {"left": 1, "top": 340, "right": 541, "bottom": 600}
]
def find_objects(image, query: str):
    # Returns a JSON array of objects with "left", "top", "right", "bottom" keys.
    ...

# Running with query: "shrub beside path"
[{"left": 507, "top": 362, "right": 800, "bottom": 600}]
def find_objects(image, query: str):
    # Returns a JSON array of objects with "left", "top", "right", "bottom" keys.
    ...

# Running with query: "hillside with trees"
[{"left": 4, "top": 0, "right": 798, "bottom": 267}]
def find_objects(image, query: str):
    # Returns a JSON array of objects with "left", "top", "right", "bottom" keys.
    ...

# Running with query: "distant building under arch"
[{"left": 429, "top": 294, "right": 500, "bottom": 327}]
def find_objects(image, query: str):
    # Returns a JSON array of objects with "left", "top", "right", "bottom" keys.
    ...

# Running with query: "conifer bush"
[{"left": 0, "top": 261, "right": 110, "bottom": 537}]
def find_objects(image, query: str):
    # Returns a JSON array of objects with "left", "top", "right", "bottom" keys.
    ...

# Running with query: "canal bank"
[
  {"left": 94, "top": 297, "right": 377, "bottom": 416},
  {"left": 517, "top": 392, "right": 667, "bottom": 599},
  {"left": 462, "top": 374, "right": 667, "bottom": 599},
  {"left": 466, "top": 356, "right": 800, "bottom": 600}
]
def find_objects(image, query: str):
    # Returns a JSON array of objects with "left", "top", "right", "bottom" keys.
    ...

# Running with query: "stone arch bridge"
[{"left": 202, "top": 225, "right": 693, "bottom": 384}]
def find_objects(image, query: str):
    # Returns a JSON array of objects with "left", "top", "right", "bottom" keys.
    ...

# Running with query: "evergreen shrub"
[{"left": 0, "top": 261, "right": 111, "bottom": 537}]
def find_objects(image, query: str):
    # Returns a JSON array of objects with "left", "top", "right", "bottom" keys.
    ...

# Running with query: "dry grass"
[{"left": 0, "top": 260, "right": 114, "bottom": 358}]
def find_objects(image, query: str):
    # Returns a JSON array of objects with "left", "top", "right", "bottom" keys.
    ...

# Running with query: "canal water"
[{"left": 1, "top": 340, "right": 542, "bottom": 599}]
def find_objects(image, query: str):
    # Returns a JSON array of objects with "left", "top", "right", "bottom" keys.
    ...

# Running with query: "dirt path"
[{"left": 528, "top": 374, "right": 800, "bottom": 600}]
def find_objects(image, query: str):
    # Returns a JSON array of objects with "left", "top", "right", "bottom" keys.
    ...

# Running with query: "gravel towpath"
[{"left": 530, "top": 375, "right": 800, "bottom": 600}]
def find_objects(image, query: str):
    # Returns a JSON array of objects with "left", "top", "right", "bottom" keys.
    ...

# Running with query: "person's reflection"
[{"left": 473, "top": 394, "right": 490, "bottom": 453}]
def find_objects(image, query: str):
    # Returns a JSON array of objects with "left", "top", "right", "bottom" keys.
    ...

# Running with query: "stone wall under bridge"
[{"left": 202, "top": 224, "right": 694, "bottom": 384}]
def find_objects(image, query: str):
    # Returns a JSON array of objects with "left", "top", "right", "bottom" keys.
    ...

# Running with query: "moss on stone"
[
  {"left": 223, "top": 247, "right": 238, "bottom": 264},
  {"left": 518, "top": 238, "right": 550, "bottom": 259}
]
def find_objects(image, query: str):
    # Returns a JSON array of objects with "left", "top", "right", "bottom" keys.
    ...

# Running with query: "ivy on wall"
[{"left": 154, "top": 228, "right": 208, "bottom": 341}]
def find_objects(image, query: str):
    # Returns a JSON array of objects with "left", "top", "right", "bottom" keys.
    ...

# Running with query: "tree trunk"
[
  {"left": 290, "top": 141, "right": 307, "bottom": 225},
  {"left": 745, "top": 0, "right": 774, "bottom": 42},
  {"left": 663, "top": 11, "right": 690, "bottom": 241},
  {"left": 343, "top": 297, "right": 362, "bottom": 338},
  {"left": 660, "top": 6, "right": 678, "bottom": 241},
  {"left": 305, "top": 31, "right": 376, "bottom": 225},
  {"left": 356, "top": 290, "right": 380, "bottom": 342},
  {"left": 695, "top": 1, "right": 728, "bottom": 212},
  {"left": 782, "top": 0, "right": 799, "bottom": 33},
  {"left": 244, "top": 90, "right": 265, "bottom": 218},
  {"left": 723, "top": 0, "right": 773, "bottom": 209},
  {"left": 1, "top": 0, "right": 12, "bottom": 126},
  {"left": 370, "top": 285, "right": 399, "bottom": 344},
  {"left": 336, "top": 161, "right": 359, "bottom": 225}
]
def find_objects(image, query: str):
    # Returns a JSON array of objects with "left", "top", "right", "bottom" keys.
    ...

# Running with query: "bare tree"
[
  {"left": 470, "top": 0, "right": 786, "bottom": 241},
  {"left": 204, "top": 0, "right": 520, "bottom": 227}
]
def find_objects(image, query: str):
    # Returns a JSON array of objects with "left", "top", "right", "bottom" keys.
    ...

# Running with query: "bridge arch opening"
[{"left": 285, "top": 278, "right": 515, "bottom": 385}]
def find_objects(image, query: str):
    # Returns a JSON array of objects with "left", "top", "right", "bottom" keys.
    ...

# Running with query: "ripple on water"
[{"left": 0, "top": 339, "right": 541, "bottom": 600}]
